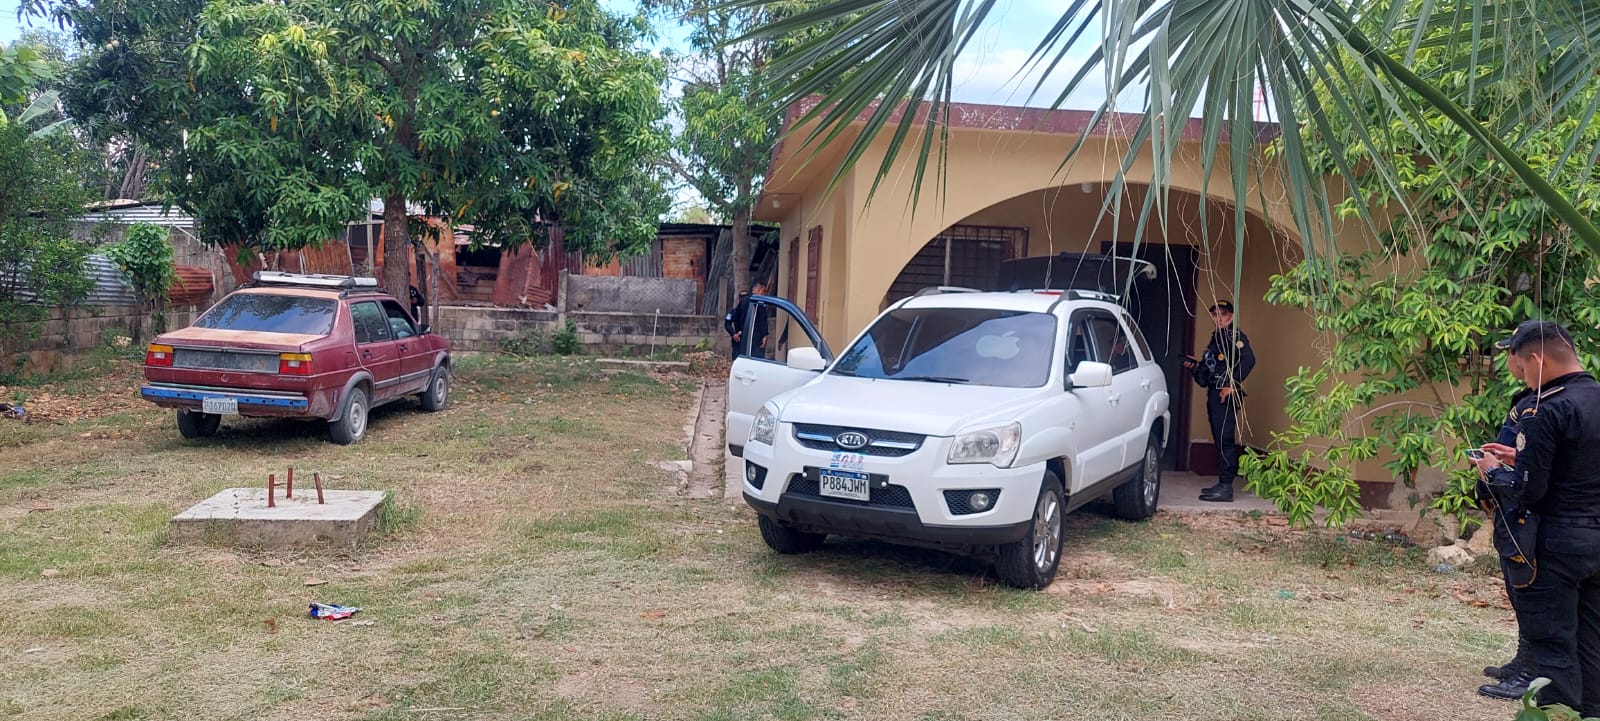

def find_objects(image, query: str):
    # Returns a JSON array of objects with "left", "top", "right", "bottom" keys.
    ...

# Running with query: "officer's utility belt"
[{"left": 1541, "top": 515, "right": 1600, "bottom": 528}]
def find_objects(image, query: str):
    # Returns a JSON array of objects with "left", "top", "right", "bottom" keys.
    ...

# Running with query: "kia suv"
[{"left": 726, "top": 284, "right": 1169, "bottom": 588}]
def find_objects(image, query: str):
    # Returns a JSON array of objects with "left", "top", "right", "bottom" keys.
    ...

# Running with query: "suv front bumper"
[{"left": 740, "top": 423, "right": 1046, "bottom": 547}]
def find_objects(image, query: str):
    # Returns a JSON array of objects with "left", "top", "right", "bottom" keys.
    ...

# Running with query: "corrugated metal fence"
[{"left": 1, "top": 254, "right": 138, "bottom": 306}]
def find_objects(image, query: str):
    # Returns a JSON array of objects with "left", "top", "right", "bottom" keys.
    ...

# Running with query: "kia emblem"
[{"left": 835, "top": 431, "right": 869, "bottom": 450}]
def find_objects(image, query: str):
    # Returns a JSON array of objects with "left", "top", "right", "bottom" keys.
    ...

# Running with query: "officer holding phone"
[
  {"left": 1474, "top": 342, "right": 1538, "bottom": 699},
  {"left": 1471, "top": 321, "right": 1600, "bottom": 713}
]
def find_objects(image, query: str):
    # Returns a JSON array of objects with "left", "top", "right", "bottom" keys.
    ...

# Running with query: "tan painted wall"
[{"left": 759, "top": 122, "right": 1436, "bottom": 485}]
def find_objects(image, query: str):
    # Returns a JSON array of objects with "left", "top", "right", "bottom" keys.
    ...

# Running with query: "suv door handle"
[
  {"left": 733, "top": 371, "right": 757, "bottom": 383},
  {"left": 1108, "top": 393, "right": 1121, "bottom": 404},
  {"left": 1140, "top": 379, "right": 1152, "bottom": 391}
]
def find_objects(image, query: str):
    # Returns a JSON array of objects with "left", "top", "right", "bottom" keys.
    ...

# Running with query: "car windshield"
[
  {"left": 193, "top": 293, "right": 337, "bottom": 335},
  {"left": 830, "top": 308, "right": 1056, "bottom": 388}
]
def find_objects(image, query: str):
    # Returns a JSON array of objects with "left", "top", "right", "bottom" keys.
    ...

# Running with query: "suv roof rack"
[
  {"left": 250, "top": 271, "right": 381, "bottom": 293},
  {"left": 912, "top": 286, "right": 983, "bottom": 297}
]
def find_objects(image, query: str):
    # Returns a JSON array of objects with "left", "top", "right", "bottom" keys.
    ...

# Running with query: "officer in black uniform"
[
  {"left": 724, "top": 280, "right": 770, "bottom": 360},
  {"left": 1184, "top": 300, "right": 1256, "bottom": 502},
  {"left": 1476, "top": 342, "right": 1538, "bottom": 698},
  {"left": 1472, "top": 320, "right": 1600, "bottom": 713}
]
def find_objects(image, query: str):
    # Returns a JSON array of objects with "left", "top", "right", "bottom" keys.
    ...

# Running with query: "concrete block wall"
[
  {"left": 431, "top": 306, "right": 559, "bottom": 352},
  {"left": 565, "top": 275, "right": 697, "bottom": 315},
  {"left": 569, "top": 311, "right": 720, "bottom": 350},
  {"left": 2, "top": 305, "right": 200, "bottom": 375},
  {"left": 430, "top": 305, "right": 721, "bottom": 354}
]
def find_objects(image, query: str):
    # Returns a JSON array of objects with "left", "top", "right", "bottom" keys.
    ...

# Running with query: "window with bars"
[{"left": 885, "top": 225, "right": 1028, "bottom": 304}]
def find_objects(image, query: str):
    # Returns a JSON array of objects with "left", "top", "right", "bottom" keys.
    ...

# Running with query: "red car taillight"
[
  {"left": 146, "top": 344, "right": 174, "bottom": 367},
  {"left": 278, "top": 352, "right": 313, "bottom": 376}
]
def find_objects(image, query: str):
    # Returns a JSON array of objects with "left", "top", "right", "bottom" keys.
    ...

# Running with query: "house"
[{"left": 753, "top": 98, "right": 1383, "bottom": 493}]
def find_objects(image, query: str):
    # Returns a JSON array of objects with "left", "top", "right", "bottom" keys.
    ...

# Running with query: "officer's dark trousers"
[
  {"left": 1521, "top": 521, "right": 1600, "bottom": 713},
  {"left": 1498, "top": 549, "right": 1532, "bottom": 668},
  {"left": 1206, "top": 390, "right": 1240, "bottom": 485}
]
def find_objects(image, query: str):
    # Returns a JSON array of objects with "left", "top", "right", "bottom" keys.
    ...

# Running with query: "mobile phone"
[{"left": 1465, "top": 448, "right": 1488, "bottom": 462}]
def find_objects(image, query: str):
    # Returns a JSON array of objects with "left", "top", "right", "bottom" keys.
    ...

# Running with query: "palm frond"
[{"left": 742, "top": 0, "right": 1600, "bottom": 277}]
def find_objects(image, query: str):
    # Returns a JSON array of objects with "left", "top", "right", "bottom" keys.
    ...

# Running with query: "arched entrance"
[{"left": 877, "top": 182, "right": 1297, "bottom": 471}]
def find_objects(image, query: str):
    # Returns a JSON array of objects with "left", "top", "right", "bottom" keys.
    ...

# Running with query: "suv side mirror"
[
  {"left": 1068, "top": 361, "right": 1113, "bottom": 389},
  {"left": 787, "top": 347, "right": 826, "bottom": 371},
  {"left": 418, "top": 323, "right": 431, "bottom": 335}
]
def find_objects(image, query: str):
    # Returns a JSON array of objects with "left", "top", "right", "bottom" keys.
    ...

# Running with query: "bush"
[
  {"left": 0, "top": 123, "right": 97, "bottom": 358},
  {"left": 501, "top": 328, "right": 551, "bottom": 357},
  {"left": 103, "top": 222, "right": 176, "bottom": 337},
  {"left": 552, "top": 318, "right": 581, "bottom": 356}
]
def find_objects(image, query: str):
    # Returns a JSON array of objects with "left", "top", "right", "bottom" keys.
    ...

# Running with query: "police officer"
[
  {"left": 1185, "top": 300, "right": 1256, "bottom": 503},
  {"left": 724, "top": 280, "right": 770, "bottom": 360},
  {"left": 1476, "top": 341, "right": 1538, "bottom": 698},
  {"left": 1472, "top": 320, "right": 1600, "bottom": 713},
  {"left": 408, "top": 285, "right": 428, "bottom": 322}
]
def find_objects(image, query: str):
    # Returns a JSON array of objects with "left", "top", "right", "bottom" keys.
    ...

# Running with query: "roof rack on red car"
[{"left": 249, "top": 271, "right": 381, "bottom": 296}]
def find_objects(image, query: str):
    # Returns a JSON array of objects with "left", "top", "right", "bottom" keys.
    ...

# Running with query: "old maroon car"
[{"left": 140, "top": 272, "right": 452, "bottom": 444}]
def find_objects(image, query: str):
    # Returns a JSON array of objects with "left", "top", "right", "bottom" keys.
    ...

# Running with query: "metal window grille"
[{"left": 886, "top": 225, "right": 1028, "bottom": 303}]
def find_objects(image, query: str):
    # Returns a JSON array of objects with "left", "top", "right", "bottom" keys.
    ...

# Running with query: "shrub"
[{"left": 552, "top": 318, "right": 581, "bottom": 356}]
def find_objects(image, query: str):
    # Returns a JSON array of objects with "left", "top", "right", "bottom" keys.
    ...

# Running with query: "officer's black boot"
[
  {"left": 1199, "top": 482, "right": 1234, "bottom": 502},
  {"left": 1478, "top": 668, "right": 1538, "bottom": 701},
  {"left": 1484, "top": 637, "right": 1533, "bottom": 679}
]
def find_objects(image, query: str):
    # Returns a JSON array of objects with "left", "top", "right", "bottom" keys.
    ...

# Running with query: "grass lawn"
[{"left": 2, "top": 354, "right": 1520, "bottom": 721}]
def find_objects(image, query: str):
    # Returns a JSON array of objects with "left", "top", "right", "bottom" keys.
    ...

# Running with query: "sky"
[
  {"left": 4, "top": 0, "right": 1127, "bottom": 111},
  {"left": 605, "top": 0, "right": 1131, "bottom": 111}
]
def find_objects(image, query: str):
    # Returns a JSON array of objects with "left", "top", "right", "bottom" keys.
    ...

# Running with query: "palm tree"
[{"left": 741, "top": 0, "right": 1600, "bottom": 269}]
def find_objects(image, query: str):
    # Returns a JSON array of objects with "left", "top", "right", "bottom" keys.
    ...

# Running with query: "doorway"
[{"left": 1102, "top": 242, "right": 1199, "bottom": 470}]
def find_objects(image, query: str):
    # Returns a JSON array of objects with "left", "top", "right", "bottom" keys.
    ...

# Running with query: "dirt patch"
[
  {"left": 1350, "top": 681, "right": 1511, "bottom": 721},
  {"left": 555, "top": 670, "right": 657, "bottom": 714},
  {"left": 1, "top": 362, "right": 146, "bottom": 424}
]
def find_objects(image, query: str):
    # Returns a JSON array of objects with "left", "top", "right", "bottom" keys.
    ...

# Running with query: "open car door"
[{"left": 725, "top": 295, "right": 832, "bottom": 456}]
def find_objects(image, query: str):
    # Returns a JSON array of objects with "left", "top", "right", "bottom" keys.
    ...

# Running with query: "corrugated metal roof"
[{"left": 76, "top": 204, "right": 197, "bottom": 228}]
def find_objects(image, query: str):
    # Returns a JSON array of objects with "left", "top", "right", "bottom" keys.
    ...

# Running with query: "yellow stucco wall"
[{"left": 757, "top": 119, "right": 1437, "bottom": 485}]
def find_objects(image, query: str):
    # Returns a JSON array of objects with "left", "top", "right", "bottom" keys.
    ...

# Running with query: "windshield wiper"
[{"left": 894, "top": 375, "right": 970, "bottom": 384}]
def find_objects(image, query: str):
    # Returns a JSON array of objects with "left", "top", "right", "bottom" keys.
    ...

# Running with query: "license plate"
[
  {"left": 818, "top": 470, "right": 870, "bottom": 501},
  {"left": 202, "top": 397, "right": 239, "bottom": 415}
]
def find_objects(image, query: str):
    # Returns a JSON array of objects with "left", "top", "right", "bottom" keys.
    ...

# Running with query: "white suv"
[{"left": 726, "top": 287, "right": 1170, "bottom": 588}]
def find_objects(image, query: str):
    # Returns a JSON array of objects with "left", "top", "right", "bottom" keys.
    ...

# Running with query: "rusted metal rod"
[
  {"left": 314, "top": 473, "right": 324, "bottom": 504},
  {"left": 267, "top": 473, "right": 276, "bottom": 508},
  {"left": 285, "top": 467, "right": 294, "bottom": 498}
]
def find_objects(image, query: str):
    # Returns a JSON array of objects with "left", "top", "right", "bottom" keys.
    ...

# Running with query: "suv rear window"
[
  {"left": 831, "top": 308, "right": 1056, "bottom": 388},
  {"left": 194, "top": 293, "right": 337, "bottom": 335}
]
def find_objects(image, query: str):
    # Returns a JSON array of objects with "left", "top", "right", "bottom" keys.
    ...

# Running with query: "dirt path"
[{"left": 682, "top": 382, "right": 726, "bottom": 498}]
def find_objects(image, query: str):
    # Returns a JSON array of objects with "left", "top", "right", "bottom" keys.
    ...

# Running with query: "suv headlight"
[
  {"left": 947, "top": 422, "right": 1022, "bottom": 467},
  {"left": 750, "top": 405, "right": 778, "bottom": 446}
]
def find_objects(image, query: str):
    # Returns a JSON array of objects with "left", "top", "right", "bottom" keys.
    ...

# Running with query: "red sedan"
[{"left": 140, "top": 272, "right": 452, "bottom": 444}]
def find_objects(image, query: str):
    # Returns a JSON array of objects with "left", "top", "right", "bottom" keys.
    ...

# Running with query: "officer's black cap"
[
  {"left": 1208, "top": 300, "right": 1235, "bottom": 314},
  {"left": 1496, "top": 320, "right": 1575, "bottom": 353}
]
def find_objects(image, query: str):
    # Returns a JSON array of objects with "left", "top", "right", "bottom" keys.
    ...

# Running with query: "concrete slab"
[
  {"left": 172, "top": 488, "right": 387, "bottom": 550},
  {"left": 1157, "top": 471, "right": 1279, "bottom": 514}
]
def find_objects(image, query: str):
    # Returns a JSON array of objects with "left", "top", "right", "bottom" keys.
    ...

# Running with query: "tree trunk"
[
  {"left": 731, "top": 191, "right": 753, "bottom": 296},
  {"left": 413, "top": 241, "right": 429, "bottom": 326},
  {"left": 381, "top": 194, "right": 411, "bottom": 299}
]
